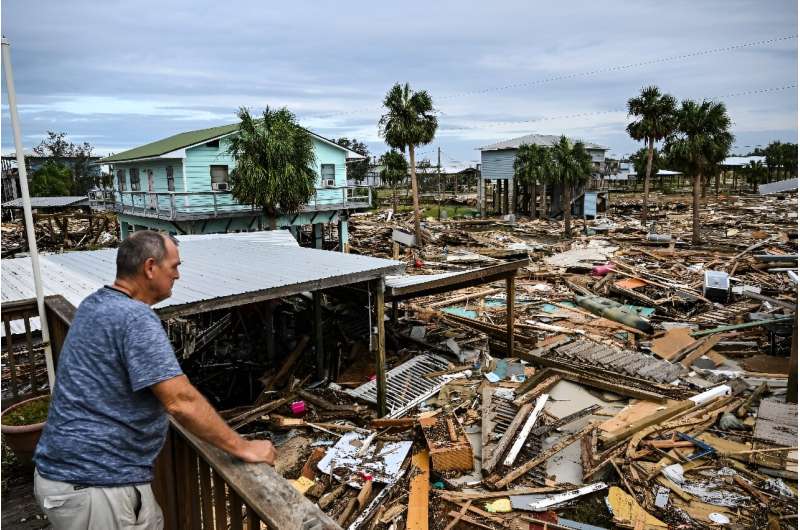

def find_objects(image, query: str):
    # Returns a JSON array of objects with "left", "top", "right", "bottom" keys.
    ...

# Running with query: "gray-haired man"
[{"left": 33, "top": 231, "right": 276, "bottom": 529}]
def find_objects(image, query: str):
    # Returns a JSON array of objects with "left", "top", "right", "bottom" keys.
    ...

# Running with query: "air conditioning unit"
[
  {"left": 323, "top": 178, "right": 335, "bottom": 188},
  {"left": 212, "top": 182, "right": 230, "bottom": 191}
]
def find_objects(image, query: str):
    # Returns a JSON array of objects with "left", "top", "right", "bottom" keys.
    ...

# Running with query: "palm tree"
[
  {"left": 228, "top": 106, "right": 316, "bottom": 228},
  {"left": 765, "top": 141, "right": 782, "bottom": 181},
  {"left": 664, "top": 100, "right": 733, "bottom": 245},
  {"left": 626, "top": 86, "right": 677, "bottom": 225},
  {"left": 379, "top": 149, "right": 408, "bottom": 213},
  {"left": 744, "top": 160, "right": 767, "bottom": 192},
  {"left": 548, "top": 136, "right": 593, "bottom": 238},
  {"left": 379, "top": 83, "right": 438, "bottom": 244},
  {"left": 514, "top": 144, "right": 553, "bottom": 218}
]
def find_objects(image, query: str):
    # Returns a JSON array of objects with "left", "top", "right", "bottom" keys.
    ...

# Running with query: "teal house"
[{"left": 91, "top": 123, "right": 370, "bottom": 250}]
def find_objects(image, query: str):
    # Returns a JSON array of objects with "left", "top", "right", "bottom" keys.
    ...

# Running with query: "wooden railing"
[
  {"left": 154, "top": 421, "right": 340, "bottom": 530},
  {"left": 0, "top": 296, "right": 74, "bottom": 410},
  {"left": 10, "top": 294, "right": 340, "bottom": 529},
  {"left": 88, "top": 187, "right": 372, "bottom": 221}
]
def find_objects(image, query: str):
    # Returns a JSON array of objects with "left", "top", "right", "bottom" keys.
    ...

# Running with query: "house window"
[
  {"left": 166, "top": 166, "right": 175, "bottom": 191},
  {"left": 130, "top": 168, "right": 140, "bottom": 191},
  {"left": 205, "top": 140, "right": 220, "bottom": 149},
  {"left": 321, "top": 164, "right": 335, "bottom": 187},
  {"left": 210, "top": 165, "right": 229, "bottom": 191},
  {"left": 117, "top": 169, "right": 126, "bottom": 191}
]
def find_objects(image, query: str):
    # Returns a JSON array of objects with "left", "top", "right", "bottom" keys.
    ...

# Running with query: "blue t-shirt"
[{"left": 34, "top": 287, "right": 183, "bottom": 486}]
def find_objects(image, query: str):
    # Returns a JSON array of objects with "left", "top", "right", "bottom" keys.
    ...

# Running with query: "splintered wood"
[{"left": 419, "top": 412, "right": 474, "bottom": 472}]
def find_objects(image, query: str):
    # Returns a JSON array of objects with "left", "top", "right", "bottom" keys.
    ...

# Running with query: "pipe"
[{"left": 2, "top": 37, "right": 56, "bottom": 389}]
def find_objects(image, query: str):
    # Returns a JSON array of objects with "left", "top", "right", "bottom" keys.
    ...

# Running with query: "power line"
[
  {"left": 438, "top": 35, "right": 797, "bottom": 100},
  {"left": 439, "top": 84, "right": 797, "bottom": 131},
  {"left": 303, "top": 34, "right": 797, "bottom": 121}
]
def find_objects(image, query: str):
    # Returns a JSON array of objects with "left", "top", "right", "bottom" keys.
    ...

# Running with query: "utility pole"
[
  {"left": 2, "top": 36, "right": 56, "bottom": 389},
  {"left": 437, "top": 146, "right": 442, "bottom": 219}
]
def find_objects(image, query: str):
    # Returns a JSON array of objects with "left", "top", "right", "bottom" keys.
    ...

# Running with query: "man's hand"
[{"left": 236, "top": 439, "right": 277, "bottom": 465}]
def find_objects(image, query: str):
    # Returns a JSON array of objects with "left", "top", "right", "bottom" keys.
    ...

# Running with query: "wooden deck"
[{"left": 1, "top": 458, "right": 48, "bottom": 530}]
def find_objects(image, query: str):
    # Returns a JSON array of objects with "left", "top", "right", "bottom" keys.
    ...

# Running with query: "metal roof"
[
  {"left": 759, "top": 178, "right": 798, "bottom": 195},
  {"left": 722, "top": 155, "right": 766, "bottom": 167},
  {"left": 385, "top": 260, "right": 527, "bottom": 301},
  {"left": 2, "top": 196, "right": 89, "bottom": 208},
  {"left": 99, "top": 122, "right": 351, "bottom": 164},
  {"left": 480, "top": 134, "right": 607, "bottom": 152},
  {"left": 1, "top": 230, "right": 404, "bottom": 319}
]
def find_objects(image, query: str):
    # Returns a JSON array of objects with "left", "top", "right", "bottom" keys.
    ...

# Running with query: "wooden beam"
[
  {"left": 506, "top": 275, "right": 515, "bottom": 356},
  {"left": 375, "top": 278, "right": 387, "bottom": 417},
  {"left": 313, "top": 291, "right": 325, "bottom": 380},
  {"left": 407, "top": 450, "right": 430, "bottom": 530}
]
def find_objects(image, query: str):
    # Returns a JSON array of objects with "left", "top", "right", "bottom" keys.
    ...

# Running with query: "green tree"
[
  {"left": 227, "top": 106, "right": 316, "bottom": 227},
  {"left": 379, "top": 150, "right": 408, "bottom": 212},
  {"left": 665, "top": 99, "right": 733, "bottom": 244},
  {"left": 764, "top": 141, "right": 783, "bottom": 181},
  {"left": 379, "top": 83, "right": 438, "bottom": 244},
  {"left": 548, "top": 136, "right": 593, "bottom": 238},
  {"left": 514, "top": 144, "right": 553, "bottom": 218},
  {"left": 781, "top": 142, "right": 798, "bottom": 178},
  {"left": 626, "top": 86, "right": 677, "bottom": 225},
  {"left": 334, "top": 137, "right": 371, "bottom": 184},
  {"left": 743, "top": 160, "right": 767, "bottom": 192},
  {"left": 30, "top": 161, "right": 72, "bottom": 196},
  {"left": 32, "top": 130, "right": 97, "bottom": 195},
  {"left": 631, "top": 147, "right": 666, "bottom": 190}
]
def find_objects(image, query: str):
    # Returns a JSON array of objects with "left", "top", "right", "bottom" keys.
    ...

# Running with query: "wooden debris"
[
  {"left": 419, "top": 413, "right": 474, "bottom": 472},
  {"left": 407, "top": 451, "right": 430, "bottom": 530}
]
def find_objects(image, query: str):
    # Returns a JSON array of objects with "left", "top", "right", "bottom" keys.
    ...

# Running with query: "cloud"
[{"left": 1, "top": 0, "right": 796, "bottom": 162}]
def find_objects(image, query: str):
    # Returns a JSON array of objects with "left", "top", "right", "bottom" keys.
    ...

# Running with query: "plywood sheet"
[
  {"left": 650, "top": 327, "right": 695, "bottom": 360},
  {"left": 754, "top": 400, "right": 798, "bottom": 447}
]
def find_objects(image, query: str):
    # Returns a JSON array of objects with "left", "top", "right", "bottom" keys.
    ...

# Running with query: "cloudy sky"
[{"left": 2, "top": 1, "right": 797, "bottom": 167}]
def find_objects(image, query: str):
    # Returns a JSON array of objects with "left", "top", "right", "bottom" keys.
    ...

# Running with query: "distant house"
[
  {"left": 92, "top": 123, "right": 371, "bottom": 250},
  {"left": 478, "top": 133, "right": 608, "bottom": 216},
  {"left": 1, "top": 152, "right": 104, "bottom": 203}
]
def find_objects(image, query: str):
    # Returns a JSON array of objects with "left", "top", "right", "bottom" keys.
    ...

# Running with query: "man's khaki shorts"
[{"left": 34, "top": 469, "right": 164, "bottom": 530}]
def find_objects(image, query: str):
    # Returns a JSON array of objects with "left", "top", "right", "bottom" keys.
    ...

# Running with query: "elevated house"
[
  {"left": 478, "top": 134, "right": 608, "bottom": 217},
  {"left": 91, "top": 123, "right": 370, "bottom": 250}
]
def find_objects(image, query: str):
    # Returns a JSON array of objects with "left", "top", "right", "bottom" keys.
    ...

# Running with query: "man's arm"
[{"left": 151, "top": 375, "right": 276, "bottom": 465}]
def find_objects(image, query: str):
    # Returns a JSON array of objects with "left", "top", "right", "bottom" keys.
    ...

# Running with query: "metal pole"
[{"left": 2, "top": 37, "right": 56, "bottom": 389}]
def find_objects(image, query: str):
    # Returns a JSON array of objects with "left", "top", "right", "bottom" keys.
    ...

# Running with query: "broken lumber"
[
  {"left": 494, "top": 423, "right": 595, "bottom": 488},
  {"left": 513, "top": 374, "right": 560, "bottom": 406},
  {"left": 258, "top": 335, "right": 310, "bottom": 397},
  {"left": 600, "top": 400, "right": 695, "bottom": 446},
  {"left": 482, "top": 401, "right": 534, "bottom": 474},
  {"left": 420, "top": 413, "right": 474, "bottom": 472},
  {"left": 407, "top": 451, "right": 430, "bottom": 530},
  {"left": 503, "top": 393, "right": 549, "bottom": 467}
]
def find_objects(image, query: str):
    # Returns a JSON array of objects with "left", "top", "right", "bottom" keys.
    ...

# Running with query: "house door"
[{"left": 147, "top": 170, "right": 157, "bottom": 209}]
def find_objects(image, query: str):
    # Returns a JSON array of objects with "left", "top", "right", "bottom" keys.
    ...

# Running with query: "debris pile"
[
  {"left": 216, "top": 191, "right": 797, "bottom": 528},
  {"left": 1, "top": 212, "right": 119, "bottom": 257}
]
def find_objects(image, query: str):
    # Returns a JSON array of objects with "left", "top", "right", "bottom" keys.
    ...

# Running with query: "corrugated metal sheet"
[
  {"left": 759, "top": 178, "right": 798, "bottom": 195},
  {"left": 481, "top": 149, "right": 517, "bottom": 180},
  {"left": 722, "top": 155, "right": 766, "bottom": 167},
  {"left": 480, "top": 134, "right": 606, "bottom": 151},
  {"left": 385, "top": 271, "right": 462, "bottom": 289},
  {"left": 1, "top": 230, "right": 404, "bottom": 316},
  {"left": 2, "top": 196, "right": 89, "bottom": 208}
]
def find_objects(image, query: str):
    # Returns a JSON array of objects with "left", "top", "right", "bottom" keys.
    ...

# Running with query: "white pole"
[{"left": 2, "top": 37, "right": 56, "bottom": 389}]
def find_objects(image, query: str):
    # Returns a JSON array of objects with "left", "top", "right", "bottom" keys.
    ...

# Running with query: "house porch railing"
[{"left": 87, "top": 186, "right": 372, "bottom": 221}]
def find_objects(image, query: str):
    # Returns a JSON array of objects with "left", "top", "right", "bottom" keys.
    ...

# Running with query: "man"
[{"left": 33, "top": 231, "right": 276, "bottom": 529}]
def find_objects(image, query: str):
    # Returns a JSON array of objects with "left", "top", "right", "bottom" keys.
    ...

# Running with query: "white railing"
[{"left": 88, "top": 186, "right": 372, "bottom": 220}]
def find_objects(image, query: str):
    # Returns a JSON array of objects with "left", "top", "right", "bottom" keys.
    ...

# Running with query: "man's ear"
[{"left": 143, "top": 257, "right": 156, "bottom": 279}]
